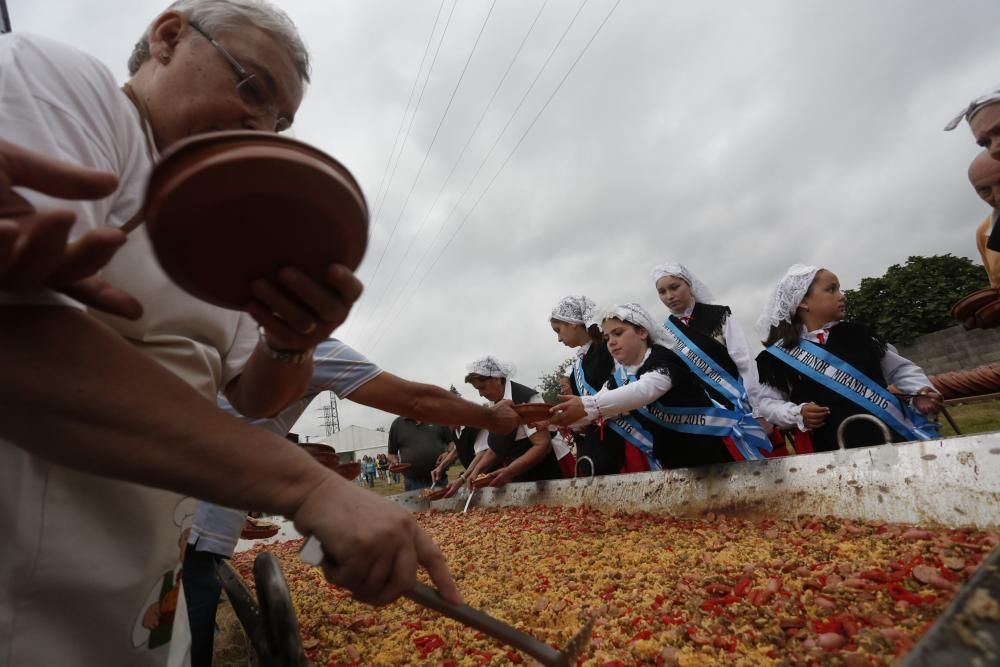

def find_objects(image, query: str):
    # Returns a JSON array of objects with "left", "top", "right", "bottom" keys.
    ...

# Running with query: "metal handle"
[
  {"left": 836, "top": 413, "right": 892, "bottom": 450},
  {"left": 574, "top": 455, "right": 595, "bottom": 478},
  {"left": 407, "top": 582, "right": 562, "bottom": 665}
]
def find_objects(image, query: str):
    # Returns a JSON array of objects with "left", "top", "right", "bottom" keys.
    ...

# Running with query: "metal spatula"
[{"left": 299, "top": 537, "right": 593, "bottom": 666}]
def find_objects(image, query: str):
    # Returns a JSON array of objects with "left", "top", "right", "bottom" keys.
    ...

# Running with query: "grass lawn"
[{"left": 939, "top": 397, "right": 1000, "bottom": 437}]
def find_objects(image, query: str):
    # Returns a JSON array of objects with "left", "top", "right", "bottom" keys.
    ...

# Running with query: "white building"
[{"left": 313, "top": 425, "right": 388, "bottom": 462}]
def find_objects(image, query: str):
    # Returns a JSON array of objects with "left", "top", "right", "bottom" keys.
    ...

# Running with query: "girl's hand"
[
  {"left": 800, "top": 403, "right": 831, "bottom": 429},
  {"left": 912, "top": 387, "right": 943, "bottom": 416},
  {"left": 548, "top": 395, "right": 587, "bottom": 427}
]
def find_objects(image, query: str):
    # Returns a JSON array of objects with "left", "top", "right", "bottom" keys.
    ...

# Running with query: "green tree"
[
  {"left": 844, "top": 254, "right": 988, "bottom": 346},
  {"left": 537, "top": 358, "right": 574, "bottom": 404}
]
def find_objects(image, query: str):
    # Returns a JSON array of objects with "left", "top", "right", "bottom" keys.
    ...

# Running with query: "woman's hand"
[
  {"left": 486, "top": 466, "right": 514, "bottom": 488},
  {"left": 548, "top": 395, "right": 587, "bottom": 427},
  {"left": 800, "top": 403, "right": 831, "bottom": 429}
]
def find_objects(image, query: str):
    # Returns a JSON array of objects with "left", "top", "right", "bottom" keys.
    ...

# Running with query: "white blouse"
[{"left": 575, "top": 348, "right": 673, "bottom": 424}]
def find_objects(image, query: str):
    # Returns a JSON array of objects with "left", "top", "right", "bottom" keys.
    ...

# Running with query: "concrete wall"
[{"left": 894, "top": 325, "right": 1000, "bottom": 375}]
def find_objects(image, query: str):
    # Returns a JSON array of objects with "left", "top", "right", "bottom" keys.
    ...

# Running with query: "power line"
[
  {"left": 369, "top": 0, "right": 622, "bottom": 354},
  {"left": 341, "top": 0, "right": 458, "bottom": 340},
  {"left": 354, "top": 0, "right": 499, "bottom": 344},
  {"left": 366, "top": 0, "right": 448, "bottom": 224},
  {"left": 362, "top": 0, "right": 589, "bottom": 347},
  {"left": 353, "top": 0, "right": 551, "bottom": 346}
]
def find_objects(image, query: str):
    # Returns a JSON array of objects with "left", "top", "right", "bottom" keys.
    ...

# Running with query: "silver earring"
[{"left": 160, "top": 52, "right": 170, "bottom": 63}]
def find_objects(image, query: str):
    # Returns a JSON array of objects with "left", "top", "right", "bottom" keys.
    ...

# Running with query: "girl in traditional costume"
[
  {"left": 651, "top": 263, "right": 776, "bottom": 460},
  {"left": 754, "top": 264, "right": 942, "bottom": 452},
  {"left": 551, "top": 303, "right": 733, "bottom": 470},
  {"left": 549, "top": 295, "right": 622, "bottom": 475}
]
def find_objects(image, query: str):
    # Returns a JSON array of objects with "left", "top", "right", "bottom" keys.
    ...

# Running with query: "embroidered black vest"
[{"left": 756, "top": 321, "right": 904, "bottom": 452}]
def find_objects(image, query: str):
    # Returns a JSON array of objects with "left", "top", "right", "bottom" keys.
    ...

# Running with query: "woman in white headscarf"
[
  {"left": 754, "top": 264, "right": 942, "bottom": 453},
  {"left": 651, "top": 263, "right": 778, "bottom": 460},
  {"left": 549, "top": 295, "right": 621, "bottom": 475},
  {"left": 458, "top": 356, "right": 566, "bottom": 487},
  {"left": 550, "top": 303, "right": 733, "bottom": 470}
]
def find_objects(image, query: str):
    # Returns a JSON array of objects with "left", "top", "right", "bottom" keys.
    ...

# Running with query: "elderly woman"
[
  {"left": 458, "top": 356, "right": 566, "bottom": 488},
  {"left": 651, "top": 263, "right": 773, "bottom": 461},
  {"left": 551, "top": 304, "right": 734, "bottom": 470},
  {"left": 754, "top": 264, "right": 942, "bottom": 453},
  {"left": 0, "top": 2, "right": 458, "bottom": 665}
]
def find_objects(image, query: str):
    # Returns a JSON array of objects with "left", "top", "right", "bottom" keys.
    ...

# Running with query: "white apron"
[{"left": 0, "top": 223, "right": 245, "bottom": 667}]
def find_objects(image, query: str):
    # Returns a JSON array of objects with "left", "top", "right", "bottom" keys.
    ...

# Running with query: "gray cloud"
[{"left": 14, "top": 0, "right": 1000, "bottom": 435}]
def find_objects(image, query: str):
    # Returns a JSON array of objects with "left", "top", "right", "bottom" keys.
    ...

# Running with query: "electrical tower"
[
  {"left": 1, "top": 0, "right": 12, "bottom": 33},
  {"left": 320, "top": 391, "right": 340, "bottom": 436}
]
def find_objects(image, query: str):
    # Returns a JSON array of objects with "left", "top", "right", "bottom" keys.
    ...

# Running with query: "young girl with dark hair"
[
  {"left": 549, "top": 295, "right": 621, "bottom": 475},
  {"left": 754, "top": 264, "right": 942, "bottom": 453}
]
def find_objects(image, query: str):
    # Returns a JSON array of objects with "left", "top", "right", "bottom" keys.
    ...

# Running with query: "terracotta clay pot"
[
  {"left": 143, "top": 131, "right": 368, "bottom": 309},
  {"left": 951, "top": 287, "right": 999, "bottom": 324}
]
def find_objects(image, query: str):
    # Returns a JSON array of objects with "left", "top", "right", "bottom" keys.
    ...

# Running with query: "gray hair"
[{"left": 127, "top": 0, "right": 310, "bottom": 84}]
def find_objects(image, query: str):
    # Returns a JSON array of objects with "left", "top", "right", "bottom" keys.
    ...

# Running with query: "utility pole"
[
  {"left": 1, "top": 0, "right": 12, "bottom": 34},
  {"left": 320, "top": 391, "right": 340, "bottom": 436}
]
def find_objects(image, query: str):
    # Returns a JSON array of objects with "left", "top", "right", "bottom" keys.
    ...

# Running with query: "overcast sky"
[{"left": 14, "top": 0, "right": 1000, "bottom": 437}]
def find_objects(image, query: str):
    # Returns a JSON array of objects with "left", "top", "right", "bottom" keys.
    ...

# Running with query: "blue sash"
[
  {"left": 616, "top": 366, "right": 750, "bottom": 451},
  {"left": 575, "top": 356, "right": 661, "bottom": 471},
  {"left": 764, "top": 340, "right": 940, "bottom": 442},
  {"left": 660, "top": 319, "right": 772, "bottom": 460}
]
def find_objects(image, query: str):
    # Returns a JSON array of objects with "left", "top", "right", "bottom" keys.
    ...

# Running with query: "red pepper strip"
[
  {"left": 700, "top": 595, "right": 741, "bottom": 610},
  {"left": 812, "top": 619, "right": 841, "bottom": 634},
  {"left": 734, "top": 576, "right": 752, "bottom": 597},
  {"left": 601, "top": 662, "right": 627, "bottom": 667},
  {"left": 413, "top": 634, "right": 445, "bottom": 657},
  {"left": 661, "top": 614, "right": 685, "bottom": 625},
  {"left": 651, "top": 594, "right": 665, "bottom": 610},
  {"left": 631, "top": 629, "right": 652, "bottom": 642},
  {"left": 401, "top": 620, "right": 422, "bottom": 630},
  {"left": 465, "top": 648, "right": 493, "bottom": 666},
  {"left": 888, "top": 583, "right": 936, "bottom": 605},
  {"left": 506, "top": 650, "right": 524, "bottom": 664}
]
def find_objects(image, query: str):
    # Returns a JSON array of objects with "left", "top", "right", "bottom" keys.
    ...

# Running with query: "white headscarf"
[
  {"left": 550, "top": 295, "right": 598, "bottom": 328},
  {"left": 650, "top": 262, "right": 715, "bottom": 306},
  {"left": 599, "top": 302, "right": 674, "bottom": 348},
  {"left": 464, "top": 356, "right": 515, "bottom": 381},
  {"left": 755, "top": 264, "right": 822, "bottom": 340},
  {"left": 944, "top": 87, "right": 1000, "bottom": 131}
]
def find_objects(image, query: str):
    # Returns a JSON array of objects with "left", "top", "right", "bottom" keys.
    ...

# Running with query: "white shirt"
[
  {"left": 575, "top": 348, "right": 673, "bottom": 424},
  {"left": 754, "top": 322, "right": 933, "bottom": 431}
]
